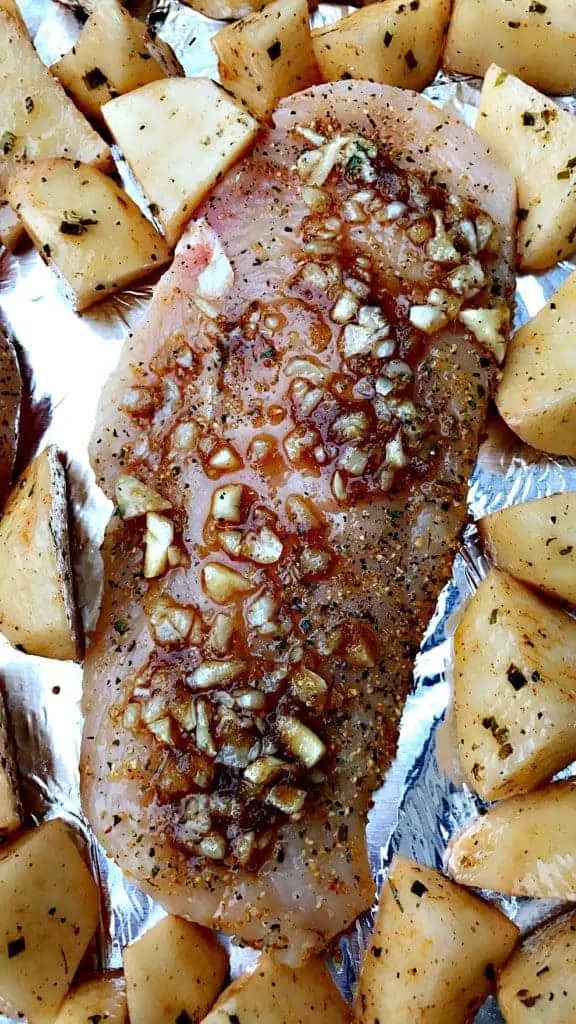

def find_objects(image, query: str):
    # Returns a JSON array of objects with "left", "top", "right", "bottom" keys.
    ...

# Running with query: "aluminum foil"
[{"left": 0, "top": 2, "right": 575, "bottom": 1019}]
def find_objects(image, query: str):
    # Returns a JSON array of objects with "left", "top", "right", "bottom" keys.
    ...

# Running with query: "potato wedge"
[
  {"left": 496, "top": 272, "right": 576, "bottom": 458},
  {"left": 444, "top": 0, "right": 576, "bottom": 96},
  {"left": 0, "top": 9, "right": 111, "bottom": 251},
  {"left": 55, "top": 975, "right": 127, "bottom": 1024},
  {"left": 476, "top": 65, "right": 576, "bottom": 271},
  {"left": 497, "top": 910, "right": 576, "bottom": 1023},
  {"left": 454, "top": 568, "right": 576, "bottom": 801},
  {"left": 123, "top": 916, "right": 228, "bottom": 1024},
  {"left": 357, "top": 856, "right": 518, "bottom": 1024},
  {"left": 312, "top": 0, "right": 451, "bottom": 92},
  {"left": 479, "top": 492, "right": 576, "bottom": 607},
  {"left": 202, "top": 954, "right": 353, "bottom": 1024},
  {"left": 0, "top": 819, "right": 100, "bottom": 1024},
  {"left": 212, "top": 0, "right": 320, "bottom": 121},
  {"left": 52, "top": 0, "right": 174, "bottom": 126},
  {"left": 7, "top": 158, "right": 170, "bottom": 311},
  {"left": 447, "top": 780, "right": 576, "bottom": 898},
  {"left": 0, "top": 445, "right": 81, "bottom": 660},
  {"left": 103, "top": 78, "right": 259, "bottom": 247},
  {"left": 0, "top": 686, "right": 20, "bottom": 835},
  {"left": 0, "top": 328, "right": 21, "bottom": 508}
]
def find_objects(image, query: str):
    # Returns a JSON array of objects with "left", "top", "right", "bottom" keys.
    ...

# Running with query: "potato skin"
[{"left": 497, "top": 910, "right": 576, "bottom": 1023}]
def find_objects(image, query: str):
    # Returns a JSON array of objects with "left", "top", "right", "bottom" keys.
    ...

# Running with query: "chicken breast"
[{"left": 82, "top": 82, "right": 515, "bottom": 963}]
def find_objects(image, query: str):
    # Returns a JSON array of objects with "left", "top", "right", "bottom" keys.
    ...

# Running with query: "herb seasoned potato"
[
  {"left": 0, "top": 819, "right": 100, "bottom": 1024},
  {"left": 123, "top": 916, "right": 228, "bottom": 1024},
  {"left": 0, "top": 445, "right": 81, "bottom": 660},
  {"left": 0, "top": 687, "right": 20, "bottom": 835},
  {"left": 0, "top": 328, "right": 21, "bottom": 508},
  {"left": 54, "top": 975, "right": 127, "bottom": 1024},
  {"left": 103, "top": 78, "right": 259, "bottom": 246},
  {"left": 497, "top": 910, "right": 576, "bottom": 1023},
  {"left": 444, "top": 0, "right": 576, "bottom": 96},
  {"left": 312, "top": 0, "right": 451, "bottom": 92},
  {"left": 357, "top": 856, "right": 519, "bottom": 1024},
  {"left": 447, "top": 780, "right": 576, "bottom": 898},
  {"left": 0, "top": 9, "right": 111, "bottom": 251},
  {"left": 496, "top": 272, "right": 576, "bottom": 458},
  {"left": 7, "top": 158, "right": 170, "bottom": 311},
  {"left": 202, "top": 954, "right": 353, "bottom": 1024},
  {"left": 476, "top": 65, "right": 576, "bottom": 271},
  {"left": 183, "top": 0, "right": 285, "bottom": 17},
  {"left": 212, "top": 0, "right": 320, "bottom": 121},
  {"left": 479, "top": 492, "right": 576, "bottom": 607},
  {"left": 52, "top": 0, "right": 176, "bottom": 126},
  {"left": 454, "top": 568, "right": 576, "bottom": 801}
]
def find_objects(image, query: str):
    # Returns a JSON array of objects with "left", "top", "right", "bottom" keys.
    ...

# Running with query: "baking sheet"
[{"left": 1, "top": 1, "right": 575, "bottom": 1018}]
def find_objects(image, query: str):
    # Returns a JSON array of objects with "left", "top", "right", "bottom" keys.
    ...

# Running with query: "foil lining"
[{"left": 0, "top": 2, "right": 575, "bottom": 1019}]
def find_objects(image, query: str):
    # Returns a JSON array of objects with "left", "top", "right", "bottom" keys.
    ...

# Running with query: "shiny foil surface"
[{"left": 0, "top": 2, "right": 575, "bottom": 1020}]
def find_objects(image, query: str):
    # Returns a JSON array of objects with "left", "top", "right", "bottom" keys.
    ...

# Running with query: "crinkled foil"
[{"left": 0, "top": 2, "right": 575, "bottom": 1019}]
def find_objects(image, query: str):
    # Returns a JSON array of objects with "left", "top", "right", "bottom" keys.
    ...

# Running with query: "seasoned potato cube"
[
  {"left": 476, "top": 65, "right": 576, "bottom": 271},
  {"left": 496, "top": 272, "right": 576, "bottom": 458},
  {"left": 447, "top": 780, "right": 576, "bottom": 898},
  {"left": 55, "top": 975, "right": 127, "bottom": 1024},
  {"left": 0, "top": 687, "right": 20, "bottom": 834},
  {"left": 183, "top": 0, "right": 284, "bottom": 16},
  {"left": 497, "top": 910, "right": 576, "bottom": 1023},
  {"left": 0, "top": 328, "right": 21, "bottom": 507},
  {"left": 0, "top": 445, "right": 81, "bottom": 660},
  {"left": 212, "top": 0, "right": 320, "bottom": 121},
  {"left": 312, "top": 0, "right": 451, "bottom": 92},
  {"left": 0, "top": 819, "right": 99, "bottom": 1024},
  {"left": 479, "top": 492, "right": 576, "bottom": 607},
  {"left": 7, "top": 158, "right": 170, "bottom": 311},
  {"left": 202, "top": 954, "right": 353, "bottom": 1024},
  {"left": 123, "top": 916, "right": 228, "bottom": 1024},
  {"left": 444, "top": 0, "right": 576, "bottom": 96},
  {"left": 454, "top": 568, "right": 576, "bottom": 801},
  {"left": 103, "top": 78, "right": 259, "bottom": 247},
  {"left": 52, "top": 0, "right": 175, "bottom": 125}
]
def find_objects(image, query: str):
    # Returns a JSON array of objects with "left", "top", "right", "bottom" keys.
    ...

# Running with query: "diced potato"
[
  {"left": 0, "top": 687, "right": 20, "bottom": 834},
  {"left": 123, "top": 916, "right": 228, "bottom": 1024},
  {"left": 0, "top": 203, "right": 23, "bottom": 251},
  {"left": 447, "top": 780, "right": 576, "bottom": 898},
  {"left": 183, "top": 0, "right": 283, "bottom": 17},
  {"left": 454, "top": 568, "right": 576, "bottom": 801},
  {"left": 0, "top": 328, "right": 21, "bottom": 507},
  {"left": 444, "top": 0, "right": 576, "bottom": 96},
  {"left": 357, "top": 856, "right": 518, "bottom": 1024},
  {"left": 312, "top": 0, "right": 451, "bottom": 92},
  {"left": 0, "top": 0, "right": 25, "bottom": 30},
  {"left": 0, "top": 9, "right": 111, "bottom": 250},
  {"left": 479, "top": 492, "right": 576, "bottom": 607},
  {"left": 52, "top": 0, "right": 175, "bottom": 125},
  {"left": 212, "top": 0, "right": 320, "bottom": 122},
  {"left": 497, "top": 910, "right": 576, "bottom": 1023},
  {"left": 0, "top": 819, "right": 100, "bottom": 1024},
  {"left": 0, "top": 445, "right": 81, "bottom": 660},
  {"left": 202, "top": 954, "right": 353, "bottom": 1024},
  {"left": 102, "top": 78, "right": 259, "bottom": 247},
  {"left": 475, "top": 65, "right": 576, "bottom": 271},
  {"left": 7, "top": 158, "right": 171, "bottom": 311},
  {"left": 496, "top": 272, "right": 576, "bottom": 458},
  {"left": 55, "top": 975, "right": 127, "bottom": 1024}
]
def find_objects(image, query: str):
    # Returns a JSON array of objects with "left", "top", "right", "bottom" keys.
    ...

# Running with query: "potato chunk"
[
  {"left": 312, "top": 0, "right": 451, "bottom": 91},
  {"left": 123, "top": 916, "right": 228, "bottom": 1024},
  {"left": 212, "top": 0, "right": 320, "bottom": 121},
  {"left": 0, "top": 687, "right": 20, "bottom": 835},
  {"left": 7, "top": 158, "right": 170, "bottom": 311},
  {"left": 447, "top": 781, "right": 576, "bottom": 898},
  {"left": 479, "top": 492, "right": 576, "bottom": 607},
  {"left": 0, "top": 328, "right": 21, "bottom": 507},
  {"left": 0, "top": 445, "right": 81, "bottom": 660},
  {"left": 454, "top": 568, "right": 576, "bottom": 801},
  {"left": 0, "top": 819, "right": 100, "bottom": 1024},
  {"left": 183, "top": 0, "right": 282, "bottom": 16},
  {"left": 497, "top": 910, "right": 576, "bottom": 1023},
  {"left": 0, "top": 0, "right": 25, "bottom": 30},
  {"left": 202, "top": 954, "right": 352, "bottom": 1024},
  {"left": 357, "top": 856, "right": 518, "bottom": 1024},
  {"left": 52, "top": 0, "right": 174, "bottom": 125},
  {"left": 476, "top": 65, "right": 576, "bottom": 271},
  {"left": 103, "top": 78, "right": 259, "bottom": 246},
  {"left": 55, "top": 975, "right": 127, "bottom": 1024},
  {"left": 444, "top": 0, "right": 576, "bottom": 96},
  {"left": 496, "top": 272, "right": 576, "bottom": 458}
]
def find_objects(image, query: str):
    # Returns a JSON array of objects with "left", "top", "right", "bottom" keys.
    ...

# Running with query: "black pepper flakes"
[
  {"left": 507, "top": 664, "right": 528, "bottom": 691},
  {"left": 7, "top": 937, "right": 25, "bottom": 958}
]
